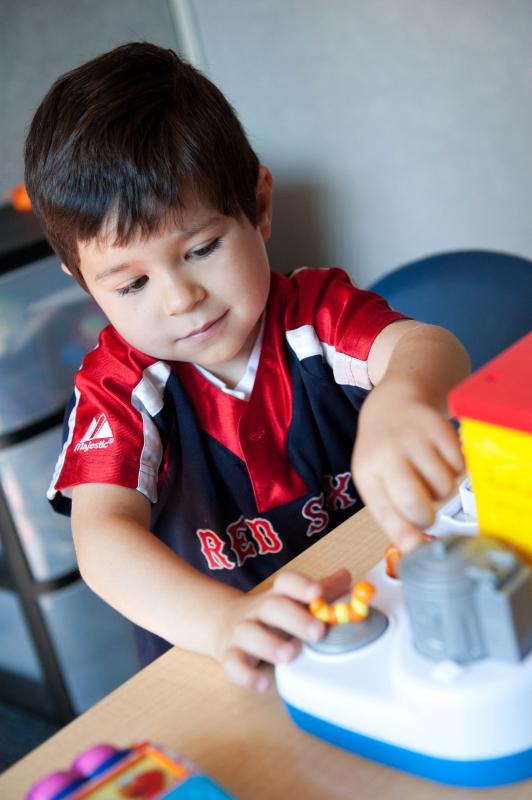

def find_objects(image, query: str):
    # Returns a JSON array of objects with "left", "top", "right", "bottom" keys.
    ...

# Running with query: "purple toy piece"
[
  {"left": 26, "top": 769, "right": 83, "bottom": 800},
  {"left": 70, "top": 743, "right": 120, "bottom": 776}
]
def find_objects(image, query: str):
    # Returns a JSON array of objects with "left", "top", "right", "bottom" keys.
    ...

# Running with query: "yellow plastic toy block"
[
  {"left": 460, "top": 418, "right": 532, "bottom": 559},
  {"left": 449, "top": 333, "right": 532, "bottom": 562}
]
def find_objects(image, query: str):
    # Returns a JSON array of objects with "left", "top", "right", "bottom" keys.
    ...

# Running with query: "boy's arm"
[
  {"left": 352, "top": 319, "right": 471, "bottom": 552},
  {"left": 71, "top": 483, "right": 349, "bottom": 690}
]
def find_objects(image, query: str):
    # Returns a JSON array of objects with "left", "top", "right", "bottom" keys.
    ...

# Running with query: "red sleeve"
[
  {"left": 48, "top": 327, "right": 170, "bottom": 505},
  {"left": 289, "top": 267, "right": 408, "bottom": 359},
  {"left": 282, "top": 267, "right": 408, "bottom": 390}
]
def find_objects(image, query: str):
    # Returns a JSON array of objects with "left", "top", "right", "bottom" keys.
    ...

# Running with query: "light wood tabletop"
[{"left": 0, "top": 508, "right": 530, "bottom": 799}]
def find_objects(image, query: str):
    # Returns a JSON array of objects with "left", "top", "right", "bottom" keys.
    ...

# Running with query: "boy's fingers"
[
  {"left": 431, "top": 417, "right": 465, "bottom": 473},
  {"left": 273, "top": 567, "right": 351, "bottom": 604},
  {"left": 272, "top": 570, "right": 323, "bottom": 603},
  {"left": 223, "top": 647, "right": 270, "bottom": 692},
  {"left": 364, "top": 476, "right": 426, "bottom": 552},
  {"left": 436, "top": 436, "right": 465, "bottom": 476},
  {"left": 403, "top": 442, "right": 458, "bottom": 502},
  {"left": 381, "top": 461, "right": 435, "bottom": 530},
  {"left": 232, "top": 619, "right": 303, "bottom": 665},
  {"left": 317, "top": 568, "right": 352, "bottom": 602},
  {"left": 255, "top": 596, "right": 324, "bottom": 642}
]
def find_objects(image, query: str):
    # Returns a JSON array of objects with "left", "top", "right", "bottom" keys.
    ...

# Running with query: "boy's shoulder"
[
  {"left": 76, "top": 324, "right": 158, "bottom": 385},
  {"left": 270, "top": 266, "right": 377, "bottom": 322},
  {"left": 271, "top": 265, "right": 371, "bottom": 308},
  {"left": 270, "top": 266, "right": 407, "bottom": 358},
  {"left": 270, "top": 266, "right": 357, "bottom": 312},
  {"left": 272, "top": 266, "right": 353, "bottom": 291}
]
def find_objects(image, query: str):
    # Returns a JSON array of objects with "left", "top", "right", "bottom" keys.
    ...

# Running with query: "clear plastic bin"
[
  {"left": 0, "top": 252, "right": 140, "bottom": 717},
  {"left": 0, "top": 254, "right": 106, "bottom": 436},
  {"left": 0, "top": 427, "right": 77, "bottom": 581},
  {"left": 0, "top": 587, "right": 43, "bottom": 681},
  {"left": 0, "top": 534, "right": 6, "bottom": 579},
  {"left": 39, "top": 581, "right": 139, "bottom": 713}
]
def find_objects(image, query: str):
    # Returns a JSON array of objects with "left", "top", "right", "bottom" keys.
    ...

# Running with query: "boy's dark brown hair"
[{"left": 24, "top": 42, "right": 260, "bottom": 289}]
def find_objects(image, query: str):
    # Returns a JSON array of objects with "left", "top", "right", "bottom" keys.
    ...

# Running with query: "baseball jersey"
[{"left": 48, "top": 267, "right": 406, "bottom": 664}]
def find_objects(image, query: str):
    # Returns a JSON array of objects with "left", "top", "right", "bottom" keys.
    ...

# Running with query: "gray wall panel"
[
  {"left": 190, "top": 0, "right": 532, "bottom": 284},
  {"left": 1, "top": 0, "right": 177, "bottom": 195},
  {"left": 3, "top": 1, "right": 532, "bottom": 285}
]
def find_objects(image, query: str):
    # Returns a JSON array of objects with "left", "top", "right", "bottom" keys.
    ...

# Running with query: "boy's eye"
[
  {"left": 117, "top": 276, "right": 148, "bottom": 296},
  {"left": 187, "top": 237, "right": 221, "bottom": 260}
]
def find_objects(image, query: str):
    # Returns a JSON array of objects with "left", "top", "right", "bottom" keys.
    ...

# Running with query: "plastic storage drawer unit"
[{"left": 0, "top": 255, "right": 139, "bottom": 719}]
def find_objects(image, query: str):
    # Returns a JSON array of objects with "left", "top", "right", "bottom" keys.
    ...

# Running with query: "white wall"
[
  {"left": 0, "top": 0, "right": 177, "bottom": 198},
  {"left": 184, "top": 0, "right": 532, "bottom": 286},
  {"left": 3, "top": 1, "right": 532, "bottom": 287}
]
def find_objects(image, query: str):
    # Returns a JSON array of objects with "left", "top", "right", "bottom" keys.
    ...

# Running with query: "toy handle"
[
  {"left": 26, "top": 744, "right": 125, "bottom": 800},
  {"left": 26, "top": 771, "right": 85, "bottom": 800}
]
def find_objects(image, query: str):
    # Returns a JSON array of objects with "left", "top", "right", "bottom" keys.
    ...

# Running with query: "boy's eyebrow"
[
  {"left": 181, "top": 215, "right": 223, "bottom": 237},
  {"left": 94, "top": 263, "right": 132, "bottom": 282},
  {"left": 94, "top": 216, "right": 223, "bottom": 282}
]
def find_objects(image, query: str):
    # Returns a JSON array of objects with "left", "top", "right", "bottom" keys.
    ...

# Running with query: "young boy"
[{"left": 25, "top": 42, "right": 470, "bottom": 692}]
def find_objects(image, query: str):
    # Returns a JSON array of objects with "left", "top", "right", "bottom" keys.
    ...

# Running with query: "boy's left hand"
[
  {"left": 218, "top": 567, "right": 352, "bottom": 692},
  {"left": 352, "top": 378, "right": 465, "bottom": 553}
]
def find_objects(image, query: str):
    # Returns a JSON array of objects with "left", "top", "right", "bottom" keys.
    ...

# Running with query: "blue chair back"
[{"left": 368, "top": 250, "right": 532, "bottom": 370}]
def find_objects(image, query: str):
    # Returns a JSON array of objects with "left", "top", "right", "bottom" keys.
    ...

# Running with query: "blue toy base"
[{"left": 284, "top": 702, "right": 532, "bottom": 788}]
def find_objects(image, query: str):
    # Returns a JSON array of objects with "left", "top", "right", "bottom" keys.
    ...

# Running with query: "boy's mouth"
[{"left": 178, "top": 310, "right": 229, "bottom": 343}]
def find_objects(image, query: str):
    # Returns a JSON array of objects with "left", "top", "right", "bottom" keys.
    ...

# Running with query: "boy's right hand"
[{"left": 217, "top": 568, "right": 351, "bottom": 691}]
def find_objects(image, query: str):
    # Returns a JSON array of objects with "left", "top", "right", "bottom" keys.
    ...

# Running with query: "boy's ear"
[
  {"left": 60, "top": 263, "right": 73, "bottom": 276},
  {"left": 256, "top": 165, "right": 273, "bottom": 242}
]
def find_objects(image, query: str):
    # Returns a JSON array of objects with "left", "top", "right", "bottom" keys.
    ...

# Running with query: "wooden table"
[{"left": 0, "top": 509, "right": 529, "bottom": 799}]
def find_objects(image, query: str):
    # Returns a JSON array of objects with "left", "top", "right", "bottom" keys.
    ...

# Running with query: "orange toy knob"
[
  {"left": 309, "top": 581, "right": 377, "bottom": 625},
  {"left": 352, "top": 581, "right": 375, "bottom": 604},
  {"left": 309, "top": 597, "right": 330, "bottom": 623},
  {"left": 350, "top": 580, "right": 375, "bottom": 619}
]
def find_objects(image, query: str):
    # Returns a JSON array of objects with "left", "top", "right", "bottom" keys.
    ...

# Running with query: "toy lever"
[{"left": 384, "top": 533, "right": 435, "bottom": 580}]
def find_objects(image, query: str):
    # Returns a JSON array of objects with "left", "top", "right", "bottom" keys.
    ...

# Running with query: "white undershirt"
[{"left": 192, "top": 315, "right": 265, "bottom": 401}]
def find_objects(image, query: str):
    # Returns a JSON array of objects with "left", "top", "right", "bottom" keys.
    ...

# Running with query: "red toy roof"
[{"left": 448, "top": 332, "right": 532, "bottom": 434}]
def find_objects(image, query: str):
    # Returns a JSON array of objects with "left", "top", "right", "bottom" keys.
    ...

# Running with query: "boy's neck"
[{"left": 201, "top": 315, "right": 264, "bottom": 389}]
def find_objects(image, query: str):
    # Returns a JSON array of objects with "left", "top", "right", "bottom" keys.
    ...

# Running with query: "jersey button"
[{"left": 248, "top": 430, "right": 265, "bottom": 441}]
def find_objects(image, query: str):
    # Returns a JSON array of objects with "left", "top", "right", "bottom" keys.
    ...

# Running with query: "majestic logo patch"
[{"left": 74, "top": 413, "right": 115, "bottom": 452}]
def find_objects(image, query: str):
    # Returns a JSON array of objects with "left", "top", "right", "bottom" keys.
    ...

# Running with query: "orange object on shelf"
[{"left": 8, "top": 183, "right": 32, "bottom": 212}]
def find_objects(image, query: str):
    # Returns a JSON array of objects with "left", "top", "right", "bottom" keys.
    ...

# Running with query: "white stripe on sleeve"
[
  {"left": 132, "top": 361, "right": 172, "bottom": 503},
  {"left": 47, "top": 387, "right": 81, "bottom": 501},
  {"left": 286, "top": 325, "right": 372, "bottom": 390}
]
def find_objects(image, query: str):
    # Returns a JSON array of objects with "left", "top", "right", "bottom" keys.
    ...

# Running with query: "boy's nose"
[{"left": 162, "top": 275, "right": 205, "bottom": 315}]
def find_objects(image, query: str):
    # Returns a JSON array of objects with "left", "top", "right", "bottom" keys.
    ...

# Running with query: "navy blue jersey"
[{"left": 49, "top": 267, "right": 406, "bottom": 663}]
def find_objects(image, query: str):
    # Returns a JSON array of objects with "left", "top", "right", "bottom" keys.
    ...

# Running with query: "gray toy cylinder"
[{"left": 399, "top": 538, "right": 485, "bottom": 662}]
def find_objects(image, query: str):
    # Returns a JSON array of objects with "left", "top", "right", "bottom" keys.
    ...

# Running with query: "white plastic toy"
[
  {"left": 425, "top": 477, "right": 477, "bottom": 537},
  {"left": 276, "top": 485, "right": 532, "bottom": 788}
]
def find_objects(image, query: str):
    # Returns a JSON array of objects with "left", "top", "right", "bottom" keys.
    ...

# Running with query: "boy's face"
[{"left": 71, "top": 169, "right": 273, "bottom": 385}]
